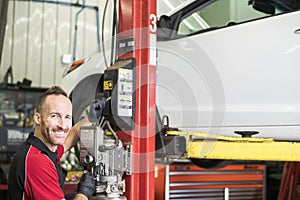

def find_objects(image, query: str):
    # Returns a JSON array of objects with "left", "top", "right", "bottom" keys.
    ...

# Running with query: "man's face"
[{"left": 38, "top": 94, "right": 72, "bottom": 151}]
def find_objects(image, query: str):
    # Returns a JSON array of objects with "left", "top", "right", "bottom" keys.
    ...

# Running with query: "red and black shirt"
[{"left": 8, "top": 133, "right": 66, "bottom": 200}]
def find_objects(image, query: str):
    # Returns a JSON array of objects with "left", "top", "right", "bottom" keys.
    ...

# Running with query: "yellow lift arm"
[{"left": 167, "top": 131, "right": 300, "bottom": 162}]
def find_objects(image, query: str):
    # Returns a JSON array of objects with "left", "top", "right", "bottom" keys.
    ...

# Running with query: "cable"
[
  {"left": 101, "top": 0, "right": 110, "bottom": 69},
  {"left": 106, "top": 120, "right": 120, "bottom": 146},
  {"left": 110, "top": 0, "right": 119, "bottom": 66}
]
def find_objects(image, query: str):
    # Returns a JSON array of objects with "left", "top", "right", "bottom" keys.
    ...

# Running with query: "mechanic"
[{"left": 8, "top": 86, "right": 95, "bottom": 200}]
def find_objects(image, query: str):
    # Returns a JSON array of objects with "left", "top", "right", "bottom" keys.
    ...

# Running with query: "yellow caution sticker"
[{"left": 103, "top": 80, "right": 113, "bottom": 90}]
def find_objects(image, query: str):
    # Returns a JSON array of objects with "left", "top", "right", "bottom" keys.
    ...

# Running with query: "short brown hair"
[{"left": 35, "top": 86, "right": 68, "bottom": 113}]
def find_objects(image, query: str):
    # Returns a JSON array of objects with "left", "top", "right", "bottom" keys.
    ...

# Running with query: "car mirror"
[{"left": 157, "top": 15, "right": 173, "bottom": 40}]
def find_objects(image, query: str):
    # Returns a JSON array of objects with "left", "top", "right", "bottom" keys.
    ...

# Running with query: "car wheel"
[{"left": 70, "top": 74, "right": 104, "bottom": 123}]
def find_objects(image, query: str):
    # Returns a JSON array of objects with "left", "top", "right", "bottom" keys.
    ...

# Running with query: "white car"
[{"left": 61, "top": 0, "right": 300, "bottom": 141}]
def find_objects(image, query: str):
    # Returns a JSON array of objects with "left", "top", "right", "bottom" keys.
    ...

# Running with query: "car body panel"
[
  {"left": 61, "top": 53, "right": 106, "bottom": 97},
  {"left": 157, "top": 11, "right": 300, "bottom": 128}
]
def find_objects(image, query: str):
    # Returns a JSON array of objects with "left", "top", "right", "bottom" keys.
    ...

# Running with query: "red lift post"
[{"left": 118, "top": 0, "right": 157, "bottom": 199}]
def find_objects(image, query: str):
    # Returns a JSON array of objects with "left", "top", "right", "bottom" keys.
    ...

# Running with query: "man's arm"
[
  {"left": 64, "top": 98, "right": 105, "bottom": 152},
  {"left": 64, "top": 117, "right": 91, "bottom": 152}
]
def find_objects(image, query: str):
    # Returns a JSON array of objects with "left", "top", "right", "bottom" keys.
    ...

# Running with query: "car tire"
[{"left": 70, "top": 74, "right": 104, "bottom": 123}]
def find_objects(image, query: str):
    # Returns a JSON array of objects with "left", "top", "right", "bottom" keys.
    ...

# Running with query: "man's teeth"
[{"left": 54, "top": 132, "right": 66, "bottom": 136}]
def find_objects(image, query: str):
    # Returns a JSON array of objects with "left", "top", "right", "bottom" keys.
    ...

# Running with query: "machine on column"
[
  {"left": 79, "top": 125, "right": 131, "bottom": 200},
  {"left": 79, "top": 58, "right": 135, "bottom": 199}
]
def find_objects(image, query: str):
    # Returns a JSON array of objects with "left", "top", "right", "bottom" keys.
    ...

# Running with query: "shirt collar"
[{"left": 26, "top": 133, "right": 58, "bottom": 159}]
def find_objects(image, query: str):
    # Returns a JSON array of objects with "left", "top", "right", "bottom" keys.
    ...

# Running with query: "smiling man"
[{"left": 8, "top": 86, "right": 95, "bottom": 200}]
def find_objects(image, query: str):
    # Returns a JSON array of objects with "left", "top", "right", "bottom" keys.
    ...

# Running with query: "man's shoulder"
[
  {"left": 26, "top": 145, "right": 52, "bottom": 163},
  {"left": 26, "top": 146, "right": 58, "bottom": 176}
]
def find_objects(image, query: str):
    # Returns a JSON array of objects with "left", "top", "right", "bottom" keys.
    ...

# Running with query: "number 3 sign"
[{"left": 149, "top": 13, "right": 157, "bottom": 33}]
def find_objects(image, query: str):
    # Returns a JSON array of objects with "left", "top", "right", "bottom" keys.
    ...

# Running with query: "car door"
[{"left": 157, "top": 0, "right": 300, "bottom": 140}]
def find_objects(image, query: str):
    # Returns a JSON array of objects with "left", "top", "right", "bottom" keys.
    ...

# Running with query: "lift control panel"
[{"left": 103, "top": 58, "right": 136, "bottom": 130}]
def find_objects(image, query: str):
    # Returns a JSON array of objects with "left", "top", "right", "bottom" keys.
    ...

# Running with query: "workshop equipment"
[{"left": 277, "top": 162, "right": 300, "bottom": 200}]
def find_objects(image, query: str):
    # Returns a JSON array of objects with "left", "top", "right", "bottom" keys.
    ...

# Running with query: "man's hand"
[
  {"left": 74, "top": 193, "right": 89, "bottom": 200},
  {"left": 76, "top": 173, "right": 95, "bottom": 198}
]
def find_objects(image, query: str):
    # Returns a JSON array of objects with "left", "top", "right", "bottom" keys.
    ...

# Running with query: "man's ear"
[{"left": 34, "top": 112, "right": 41, "bottom": 125}]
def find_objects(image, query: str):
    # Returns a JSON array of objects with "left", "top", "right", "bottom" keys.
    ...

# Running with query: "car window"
[{"left": 177, "top": 0, "right": 288, "bottom": 35}]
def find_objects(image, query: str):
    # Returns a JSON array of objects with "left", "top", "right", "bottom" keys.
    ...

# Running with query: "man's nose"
[{"left": 57, "top": 118, "right": 70, "bottom": 130}]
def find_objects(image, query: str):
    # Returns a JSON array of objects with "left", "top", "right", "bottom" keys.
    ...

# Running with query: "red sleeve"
[{"left": 25, "top": 148, "right": 65, "bottom": 200}]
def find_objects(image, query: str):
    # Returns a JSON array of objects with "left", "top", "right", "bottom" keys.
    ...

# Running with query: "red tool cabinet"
[{"left": 155, "top": 162, "right": 266, "bottom": 200}]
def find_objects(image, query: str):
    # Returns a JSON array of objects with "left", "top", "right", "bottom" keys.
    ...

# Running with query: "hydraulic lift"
[
  {"left": 163, "top": 131, "right": 300, "bottom": 200},
  {"left": 117, "top": 0, "right": 157, "bottom": 199},
  {"left": 78, "top": 0, "right": 156, "bottom": 199},
  {"left": 168, "top": 131, "right": 300, "bottom": 162},
  {"left": 80, "top": 0, "right": 157, "bottom": 199}
]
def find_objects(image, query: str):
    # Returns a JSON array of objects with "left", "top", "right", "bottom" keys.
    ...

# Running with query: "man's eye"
[
  {"left": 51, "top": 114, "right": 59, "bottom": 118},
  {"left": 66, "top": 116, "right": 72, "bottom": 120}
]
